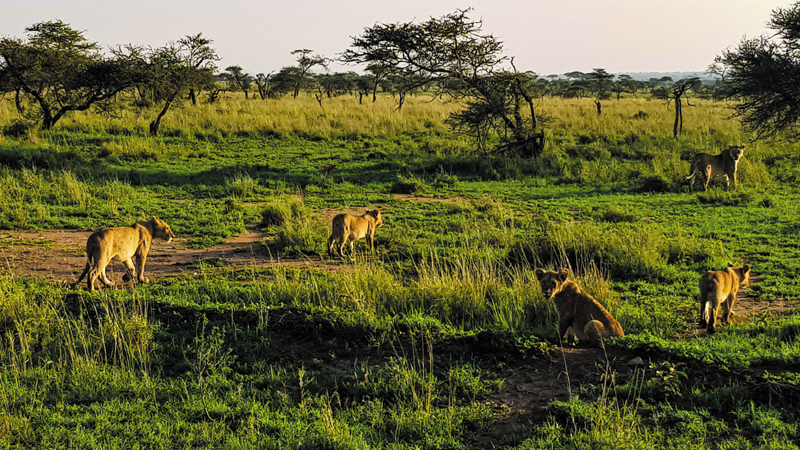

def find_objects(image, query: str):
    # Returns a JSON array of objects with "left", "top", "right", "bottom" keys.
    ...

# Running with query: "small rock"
[{"left": 626, "top": 357, "right": 645, "bottom": 366}]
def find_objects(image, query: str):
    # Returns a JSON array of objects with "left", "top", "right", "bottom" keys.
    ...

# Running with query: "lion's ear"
[
  {"left": 535, "top": 268, "right": 545, "bottom": 280},
  {"left": 743, "top": 264, "right": 751, "bottom": 272},
  {"left": 559, "top": 268, "right": 569, "bottom": 281},
  {"left": 727, "top": 262, "right": 734, "bottom": 267}
]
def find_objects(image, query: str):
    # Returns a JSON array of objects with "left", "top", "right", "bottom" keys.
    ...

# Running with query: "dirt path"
[{"left": 0, "top": 228, "right": 341, "bottom": 285}]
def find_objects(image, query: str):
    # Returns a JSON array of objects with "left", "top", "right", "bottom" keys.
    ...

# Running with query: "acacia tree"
[
  {"left": 254, "top": 72, "right": 273, "bottom": 100},
  {"left": 716, "top": 2, "right": 800, "bottom": 139},
  {"left": 587, "top": 68, "right": 614, "bottom": 114},
  {"left": 0, "top": 20, "right": 135, "bottom": 130},
  {"left": 341, "top": 9, "right": 546, "bottom": 154},
  {"left": 290, "top": 49, "right": 327, "bottom": 99},
  {"left": 117, "top": 37, "right": 215, "bottom": 135},
  {"left": 180, "top": 33, "right": 219, "bottom": 105},
  {"left": 225, "top": 65, "right": 253, "bottom": 99},
  {"left": 654, "top": 77, "right": 700, "bottom": 137}
]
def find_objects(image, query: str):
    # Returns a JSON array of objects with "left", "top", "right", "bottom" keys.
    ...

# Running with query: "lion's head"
[
  {"left": 728, "top": 262, "right": 751, "bottom": 287},
  {"left": 151, "top": 217, "right": 175, "bottom": 243},
  {"left": 535, "top": 268, "right": 570, "bottom": 298},
  {"left": 728, "top": 145, "right": 745, "bottom": 161},
  {"left": 368, "top": 209, "right": 384, "bottom": 228}
]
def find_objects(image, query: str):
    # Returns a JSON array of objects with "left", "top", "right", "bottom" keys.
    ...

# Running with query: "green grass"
[{"left": 2, "top": 94, "right": 800, "bottom": 448}]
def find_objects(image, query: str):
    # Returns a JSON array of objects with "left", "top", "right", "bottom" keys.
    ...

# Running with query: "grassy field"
[{"left": 1, "top": 93, "right": 800, "bottom": 449}]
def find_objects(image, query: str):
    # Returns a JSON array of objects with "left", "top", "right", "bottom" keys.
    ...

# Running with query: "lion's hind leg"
[
  {"left": 121, "top": 259, "right": 137, "bottom": 285},
  {"left": 702, "top": 164, "right": 713, "bottom": 191},
  {"left": 705, "top": 288, "right": 723, "bottom": 334},
  {"left": 699, "top": 296, "right": 710, "bottom": 328},
  {"left": 584, "top": 320, "right": 608, "bottom": 347},
  {"left": 327, "top": 234, "right": 338, "bottom": 257}
]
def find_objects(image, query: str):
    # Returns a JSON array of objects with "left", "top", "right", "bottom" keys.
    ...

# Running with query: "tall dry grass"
[{"left": 0, "top": 92, "right": 461, "bottom": 139}]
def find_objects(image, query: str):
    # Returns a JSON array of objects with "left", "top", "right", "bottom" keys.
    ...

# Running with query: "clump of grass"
[
  {"left": 101, "top": 139, "right": 162, "bottom": 161},
  {"left": 390, "top": 174, "right": 428, "bottom": 195},
  {"left": 55, "top": 170, "right": 91, "bottom": 207},
  {"left": 259, "top": 196, "right": 309, "bottom": 227},
  {"left": 696, "top": 189, "right": 757, "bottom": 206},
  {"left": 226, "top": 173, "right": 259, "bottom": 198},
  {"left": 259, "top": 196, "right": 325, "bottom": 256},
  {"left": 601, "top": 205, "right": 638, "bottom": 223},
  {"left": 535, "top": 220, "right": 718, "bottom": 282},
  {"left": 637, "top": 175, "right": 673, "bottom": 193}
]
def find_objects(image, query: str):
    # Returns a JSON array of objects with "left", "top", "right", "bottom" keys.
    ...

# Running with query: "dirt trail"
[{"left": 0, "top": 228, "right": 342, "bottom": 285}]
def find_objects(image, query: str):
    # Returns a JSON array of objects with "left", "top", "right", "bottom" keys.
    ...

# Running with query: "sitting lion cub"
[
  {"left": 685, "top": 145, "right": 745, "bottom": 191},
  {"left": 75, "top": 217, "right": 175, "bottom": 291},
  {"left": 535, "top": 268, "right": 625, "bottom": 347},
  {"left": 698, "top": 263, "right": 751, "bottom": 334},
  {"left": 327, "top": 209, "right": 383, "bottom": 258}
]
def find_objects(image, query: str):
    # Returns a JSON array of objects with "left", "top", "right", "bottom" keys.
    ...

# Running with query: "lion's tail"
[
  {"left": 74, "top": 255, "right": 94, "bottom": 288},
  {"left": 685, "top": 162, "right": 698, "bottom": 181}
]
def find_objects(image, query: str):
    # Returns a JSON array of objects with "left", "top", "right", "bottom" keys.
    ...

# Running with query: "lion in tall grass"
[
  {"left": 327, "top": 209, "right": 383, "bottom": 258},
  {"left": 74, "top": 217, "right": 175, "bottom": 291},
  {"left": 698, "top": 263, "right": 751, "bottom": 334},
  {"left": 535, "top": 268, "right": 624, "bottom": 347},
  {"left": 685, "top": 145, "right": 745, "bottom": 191}
]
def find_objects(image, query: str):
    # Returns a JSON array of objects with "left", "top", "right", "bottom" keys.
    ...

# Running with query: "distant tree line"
[{"left": 2, "top": 10, "right": 782, "bottom": 150}]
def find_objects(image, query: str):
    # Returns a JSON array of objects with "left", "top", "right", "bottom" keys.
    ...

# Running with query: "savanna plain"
[{"left": 2, "top": 94, "right": 800, "bottom": 449}]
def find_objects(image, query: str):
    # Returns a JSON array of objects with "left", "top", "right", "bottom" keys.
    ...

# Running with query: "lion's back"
[
  {"left": 331, "top": 213, "right": 371, "bottom": 237},
  {"left": 699, "top": 269, "right": 739, "bottom": 300},
  {"left": 87, "top": 226, "right": 142, "bottom": 261}
]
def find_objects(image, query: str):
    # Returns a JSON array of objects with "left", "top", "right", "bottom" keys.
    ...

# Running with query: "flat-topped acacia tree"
[
  {"left": 0, "top": 20, "right": 135, "bottom": 130},
  {"left": 341, "top": 9, "right": 546, "bottom": 155}
]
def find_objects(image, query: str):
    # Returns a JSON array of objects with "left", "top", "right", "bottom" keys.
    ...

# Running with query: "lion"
[
  {"left": 535, "top": 268, "right": 624, "bottom": 347},
  {"left": 685, "top": 145, "right": 745, "bottom": 191},
  {"left": 74, "top": 217, "right": 175, "bottom": 291},
  {"left": 327, "top": 209, "right": 383, "bottom": 258},
  {"left": 698, "top": 263, "right": 751, "bottom": 334}
]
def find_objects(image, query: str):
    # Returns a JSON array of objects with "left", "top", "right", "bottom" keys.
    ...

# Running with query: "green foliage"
[{"left": 2, "top": 93, "right": 800, "bottom": 448}]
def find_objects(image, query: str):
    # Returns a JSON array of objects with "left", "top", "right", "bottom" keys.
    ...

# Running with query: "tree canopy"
[
  {"left": 717, "top": 1, "right": 800, "bottom": 139},
  {"left": 0, "top": 20, "right": 135, "bottom": 130},
  {"left": 341, "top": 9, "right": 546, "bottom": 154}
]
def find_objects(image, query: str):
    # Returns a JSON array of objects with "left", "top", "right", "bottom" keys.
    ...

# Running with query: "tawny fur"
[
  {"left": 327, "top": 209, "right": 383, "bottom": 258},
  {"left": 535, "top": 268, "right": 624, "bottom": 347},
  {"left": 74, "top": 217, "right": 175, "bottom": 291},
  {"left": 685, "top": 145, "right": 745, "bottom": 191},
  {"left": 698, "top": 263, "right": 751, "bottom": 334}
]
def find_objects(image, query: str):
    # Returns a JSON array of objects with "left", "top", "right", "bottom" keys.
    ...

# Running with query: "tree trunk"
[
  {"left": 14, "top": 89, "right": 25, "bottom": 114},
  {"left": 673, "top": 97, "right": 682, "bottom": 137},
  {"left": 189, "top": 89, "right": 197, "bottom": 106},
  {"left": 42, "top": 117, "right": 56, "bottom": 130},
  {"left": 595, "top": 100, "right": 602, "bottom": 115},
  {"left": 150, "top": 95, "right": 175, "bottom": 136}
]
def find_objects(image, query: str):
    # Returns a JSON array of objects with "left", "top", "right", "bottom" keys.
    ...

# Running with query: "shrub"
[{"left": 390, "top": 174, "right": 428, "bottom": 195}]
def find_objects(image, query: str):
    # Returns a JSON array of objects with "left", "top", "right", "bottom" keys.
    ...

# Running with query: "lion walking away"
[
  {"left": 327, "top": 209, "right": 383, "bottom": 258},
  {"left": 74, "top": 217, "right": 175, "bottom": 291},
  {"left": 685, "top": 145, "right": 745, "bottom": 191}
]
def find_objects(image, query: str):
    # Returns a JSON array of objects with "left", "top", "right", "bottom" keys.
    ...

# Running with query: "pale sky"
[{"left": 0, "top": 0, "right": 786, "bottom": 76}]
